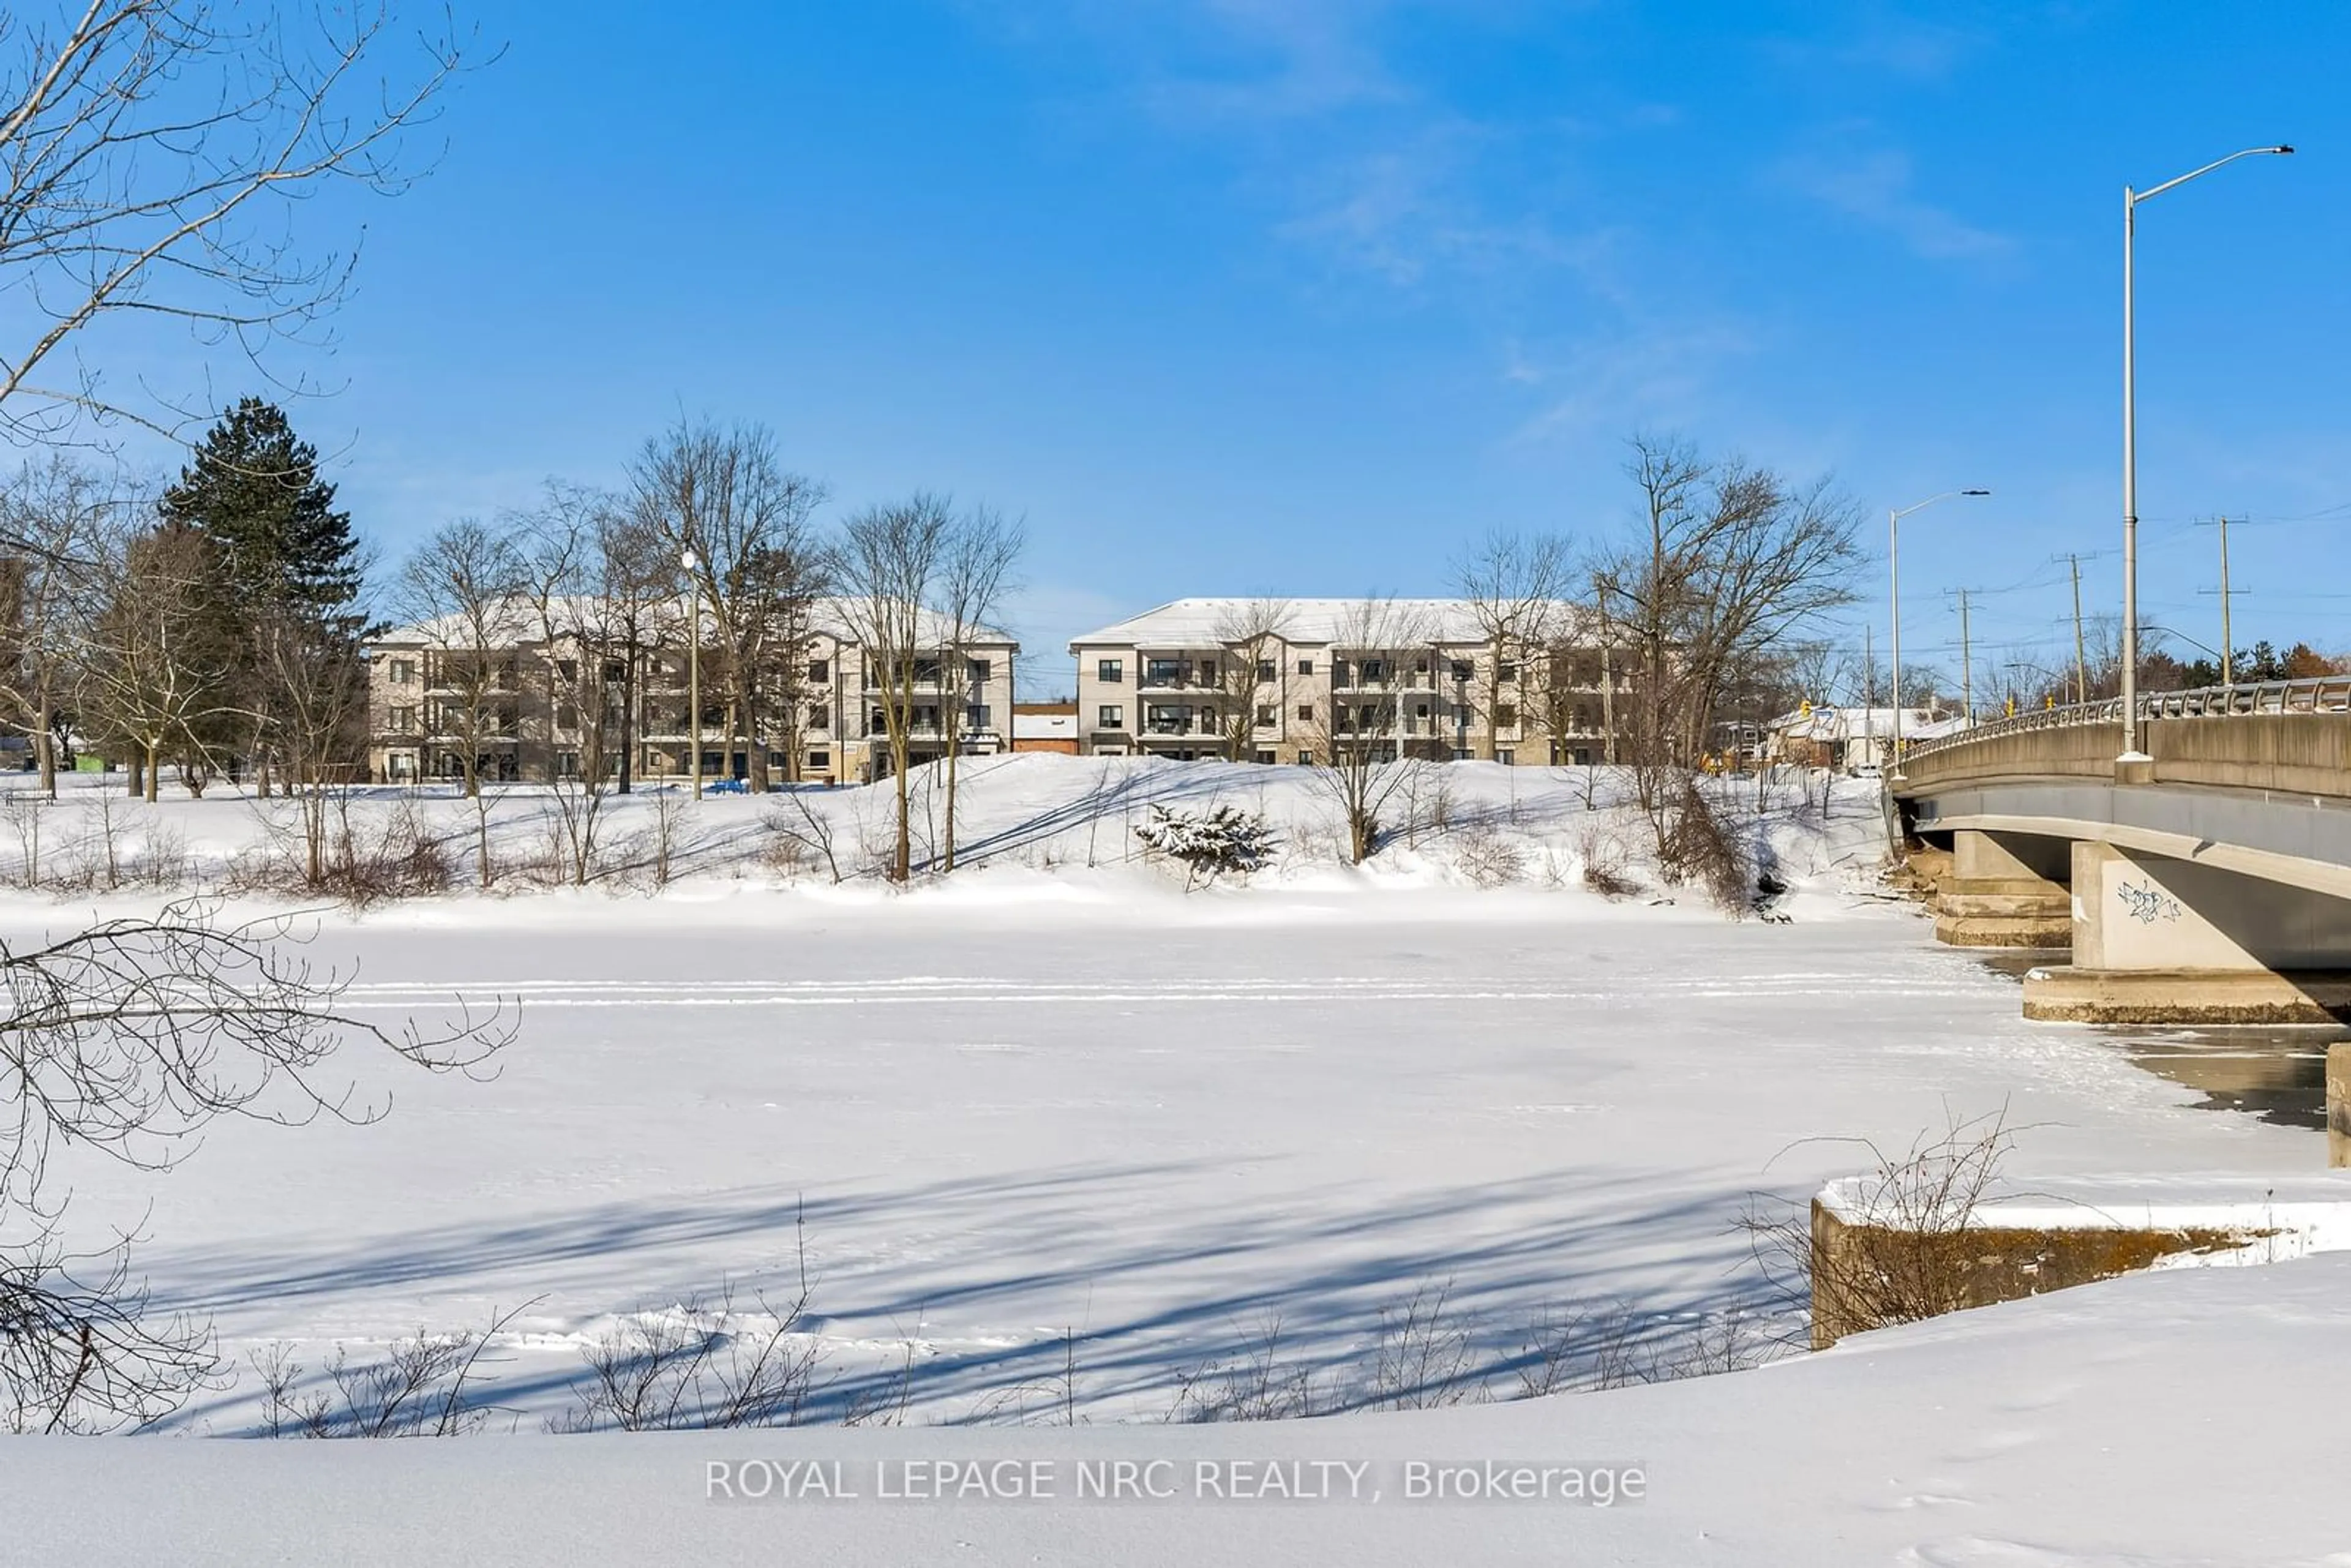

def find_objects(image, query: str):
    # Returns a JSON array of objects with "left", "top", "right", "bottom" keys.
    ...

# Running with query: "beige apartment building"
[
  {"left": 1067, "top": 598, "right": 1627, "bottom": 766},
  {"left": 367, "top": 597, "right": 1018, "bottom": 786}
]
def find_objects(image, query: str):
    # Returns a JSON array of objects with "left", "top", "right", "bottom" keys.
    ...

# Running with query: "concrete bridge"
[{"left": 1891, "top": 676, "right": 2351, "bottom": 1024}]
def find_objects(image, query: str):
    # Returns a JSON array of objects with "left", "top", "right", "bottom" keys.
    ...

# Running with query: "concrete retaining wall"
[{"left": 1808, "top": 1199, "right": 2259, "bottom": 1349}]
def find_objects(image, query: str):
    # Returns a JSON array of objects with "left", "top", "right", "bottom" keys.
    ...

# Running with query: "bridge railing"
[{"left": 1903, "top": 675, "right": 2351, "bottom": 762}]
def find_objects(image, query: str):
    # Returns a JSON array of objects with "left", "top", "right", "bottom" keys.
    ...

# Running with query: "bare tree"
[
  {"left": 250, "top": 602, "right": 369, "bottom": 885},
  {"left": 77, "top": 519, "right": 241, "bottom": 801},
  {"left": 0, "top": 455, "right": 120, "bottom": 794},
  {"left": 936, "top": 505, "right": 1023, "bottom": 871},
  {"left": 1, "top": 902, "right": 508, "bottom": 1431},
  {"left": 1210, "top": 599, "right": 1293, "bottom": 763},
  {"left": 836, "top": 494, "right": 951, "bottom": 881},
  {"left": 396, "top": 519, "right": 524, "bottom": 887},
  {"left": 1594, "top": 434, "right": 1861, "bottom": 853},
  {"left": 1304, "top": 598, "right": 1439, "bottom": 863},
  {"left": 629, "top": 419, "right": 828, "bottom": 793},
  {"left": 535, "top": 490, "right": 647, "bottom": 883},
  {"left": 1453, "top": 529, "right": 1573, "bottom": 761},
  {"left": 0, "top": 1, "right": 487, "bottom": 442}
]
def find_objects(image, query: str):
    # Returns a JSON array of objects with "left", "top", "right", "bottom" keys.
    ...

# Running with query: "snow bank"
[
  {"left": 7, "top": 1251, "right": 2350, "bottom": 1565},
  {"left": 0, "top": 754, "right": 1892, "bottom": 911}
]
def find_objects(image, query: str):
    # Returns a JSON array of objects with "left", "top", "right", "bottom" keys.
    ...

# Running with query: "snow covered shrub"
[
  {"left": 1451, "top": 824, "right": 1527, "bottom": 888},
  {"left": 1133, "top": 804, "right": 1278, "bottom": 884},
  {"left": 250, "top": 1305, "right": 523, "bottom": 1438},
  {"left": 1660, "top": 779, "right": 1751, "bottom": 915},
  {"left": 1577, "top": 826, "right": 1637, "bottom": 899}
]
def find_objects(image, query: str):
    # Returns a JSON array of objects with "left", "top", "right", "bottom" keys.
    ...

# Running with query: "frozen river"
[{"left": 24, "top": 883, "right": 2316, "bottom": 1431}]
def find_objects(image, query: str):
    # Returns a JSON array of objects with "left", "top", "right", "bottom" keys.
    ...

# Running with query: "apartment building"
[
  {"left": 1067, "top": 598, "right": 1628, "bottom": 766},
  {"left": 367, "top": 597, "right": 1018, "bottom": 786}
]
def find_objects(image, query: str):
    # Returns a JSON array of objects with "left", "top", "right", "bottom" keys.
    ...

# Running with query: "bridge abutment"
[
  {"left": 2023, "top": 843, "right": 2351, "bottom": 1024},
  {"left": 1933, "top": 829, "right": 2073, "bottom": 948}
]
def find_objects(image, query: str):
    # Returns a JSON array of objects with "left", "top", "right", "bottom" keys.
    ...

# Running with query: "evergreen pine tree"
[
  {"left": 157, "top": 398, "right": 371, "bottom": 786},
  {"left": 159, "top": 397, "right": 366, "bottom": 640}
]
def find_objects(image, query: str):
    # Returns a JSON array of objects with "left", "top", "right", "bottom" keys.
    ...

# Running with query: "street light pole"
[
  {"left": 1888, "top": 489, "right": 1990, "bottom": 778},
  {"left": 2120, "top": 144, "right": 2292, "bottom": 764},
  {"left": 682, "top": 547, "right": 703, "bottom": 800}
]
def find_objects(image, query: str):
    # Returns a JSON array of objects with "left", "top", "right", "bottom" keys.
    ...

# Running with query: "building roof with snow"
[
  {"left": 1767, "top": 705, "right": 1948, "bottom": 744},
  {"left": 373, "top": 595, "right": 1015, "bottom": 652},
  {"left": 1066, "top": 597, "right": 1599, "bottom": 651}
]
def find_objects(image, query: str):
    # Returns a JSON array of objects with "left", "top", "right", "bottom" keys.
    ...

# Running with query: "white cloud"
[
  {"left": 1774, "top": 145, "right": 2014, "bottom": 262},
  {"left": 1505, "top": 318, "right": 1764, "bottom": 448}
]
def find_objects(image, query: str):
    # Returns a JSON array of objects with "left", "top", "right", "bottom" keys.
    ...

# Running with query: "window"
[
  {"left": 1496, "top": 748, "right": 1515, "bottom": 765},
  {"left": 1296, "top": 750, "right": 1316, "bottom": 766},
  {"left": 1297, "top": 703, "right": 1314, "bottom": 722},
  {"left": 1097, "top": 704, "right": 1124, "bottom": 729},
  {"left": 1497, "top": 662, "right": 1519, "bottom": 684},
  {"left": 1198, "top": 659, "right": 1217, "bottom": 683},
  {"left": 1452, "top": 747, "right": 1472, "bottom": 761},
  {"left": 388, "top": 705, "right": 418, "bottom": 731},
  {"left": 556, "top": 704, "right": 580, "bottom": 732},
  {"left": 1144, "top": 658, "right": 1185, "bottom": 687},
  {"left": 1297, "top": 658, "right": 1314, "bottom": 676},
  {"left": 556, "top": 751, "right": 580, "bottom": 778},
  {"left": 869, "top": 709, "right": 887, "bottom": 735},
  {"left": 1254, "top": 750, "right": 1276, "bottom": 764},
  {"left": 1495, "top": 703, "right": 1518, "bottom": 729},
  {"left": 1330, "top": 659, "right": 1349, "bottom": 686},
  {"left": 967, "top": 658, "right": 991, "bottom": 686},
  {"left": 1195, "top": 706, "right": 1215, "bottom": 729},
  {"left": 1098, "top": 658, "right": 1124, "bottom": 683},
  {"left": 602, "top": 660, "right": 627, "bottom": 684},
  {"left": 1145, "top": 703, "right": 1188, "bottom": 734},
  {"left": 808, "top": 659, "right": 830, "bottom": 683},
  {"left": 388, "top": 658, "right": 416, "bottom": 685},
  {"left": 1256, "top": 704, "right": 1275, "bottom": 726},
  {"left": 1450, "top": 660, "right": 1472, "bottom": 682},
  {"left": 966, "top": 704, "right": 992, "bottom": 730},
  {"left": 808, "top": 749, "right": 831, "bottom": 768},
  {"left": 555, "top": 659, "right": 579, "bottom": 683},
  {"left": 1361, "top": 659, "right": 1385, "bottom": 682},
  {"left": 1257, "top": 659, "right": 1277, "bottom": 683},
  {"left": 808, "top": 704, "right": 830, "bottom": 731}
]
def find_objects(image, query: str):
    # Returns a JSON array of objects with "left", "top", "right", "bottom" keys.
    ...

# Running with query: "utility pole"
[
  {"left": 1861, "top": 625, "right": 1877, "bottom": 767},
  {"left": 2195, "top": 516, "right": 2237, "bottom": 689},
  {"left": 1954, "top": 588, "right": 1974, "bottom": 727},
  {"left": 2219, "top": 514, "right": 2233, "bottom": 689},
  {"left": 2055, "top": 552, "right": 2091, "bottom": 705}
]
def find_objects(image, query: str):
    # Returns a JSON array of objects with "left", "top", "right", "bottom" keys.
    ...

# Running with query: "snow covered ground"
[
  {"left": 2, "top": 757, "right": 2345, "bottom": 1562},
  {"left": 9, "top": 1251, "right": 2351, "bottom": 1565}
]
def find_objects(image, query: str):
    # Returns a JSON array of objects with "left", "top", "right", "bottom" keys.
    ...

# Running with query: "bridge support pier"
[
  {"left": 2023, "top": 843, "right": 2351, "bottom": 1024},
  {"left": 2331, "top": 1045, "right": 2351, "bottom": 1169},
  {"left": 1933, "top": 829, "right": 2072, "bottom": 948}
]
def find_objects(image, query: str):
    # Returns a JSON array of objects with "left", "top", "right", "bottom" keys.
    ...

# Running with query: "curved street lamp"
[{"left": 2119, "top": 144, "right": 2293, "bottom": 765}]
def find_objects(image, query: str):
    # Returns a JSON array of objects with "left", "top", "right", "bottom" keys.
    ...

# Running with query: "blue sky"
[{"left": 114, "top": 2, "right": 2351, "bottom": 696}]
